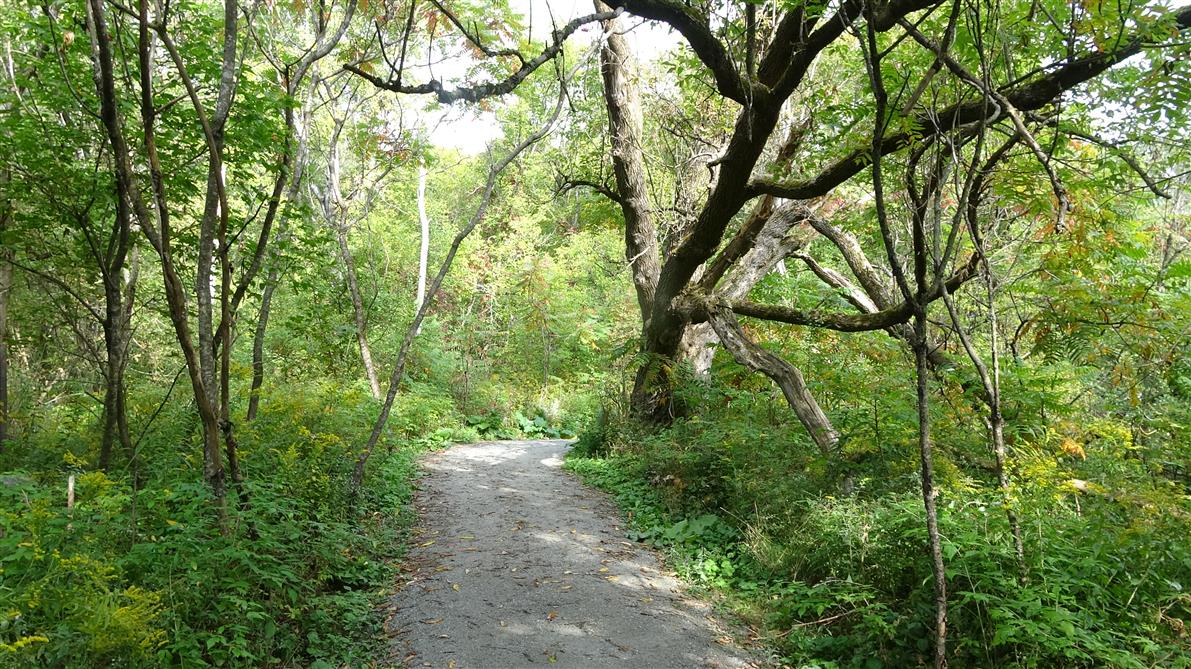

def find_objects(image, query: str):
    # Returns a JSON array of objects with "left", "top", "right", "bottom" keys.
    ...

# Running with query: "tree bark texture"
[
  {"left": 596, "top": 0, "right": 660, "bottom": 326},
  {"left": 706, "top": 304, "right": 839, "bottom": 454},
  {"left": 680, "top": 203, "right": 817, "bottom": 375}
]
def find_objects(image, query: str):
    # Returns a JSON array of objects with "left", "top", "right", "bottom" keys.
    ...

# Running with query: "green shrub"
[{"left": 0, "top": 384, "right": 418, "bottom": 668}]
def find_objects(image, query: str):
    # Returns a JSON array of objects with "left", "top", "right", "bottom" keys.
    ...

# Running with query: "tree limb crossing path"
[{"left": 385, "top": 439, "right": 765, "bottom": 668}]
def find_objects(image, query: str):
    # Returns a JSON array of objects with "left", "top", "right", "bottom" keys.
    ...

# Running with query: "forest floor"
[{"left": 382, "top": 439, "right": 766, "bottom": 669}]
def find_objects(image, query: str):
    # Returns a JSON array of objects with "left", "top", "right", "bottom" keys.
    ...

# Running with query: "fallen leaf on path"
[
  {"left": 448, "top": 661, "right": 456, "bottom": 669},
  {"left": 598, "top": 567, "right": 609, "bottom": 573},
  {"left": 451, "top": 583, "right": 461, "bottom": 592},
  {"left": 546, "top": 611, "right": 558, "bottom": 621},
  {"left": 418, "top": 540, "right": 436, "bottom": 547},
  {"left": 421, "top": 618, "right": 443, "bottom": 625}
]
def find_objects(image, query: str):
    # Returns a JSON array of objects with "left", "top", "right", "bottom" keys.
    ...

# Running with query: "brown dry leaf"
[
  {"left": 421, "top": 618, "right": 443, "bottom": 625},
  {"left": 597, "top": 567, "right": 609, "bottom": 573},
  {"left": 546, "top": 610, "right": 558, "bottom": 621},
  {"left": 451, "top": 583, "right": 461, "bottom": 592},
  {"left": 447, "top": 661, "right": 457, "bottom": 669}
]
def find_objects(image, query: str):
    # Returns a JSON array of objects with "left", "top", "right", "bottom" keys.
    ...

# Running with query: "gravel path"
[{"left": 384, "top": 439, "right": 764, "bottom": 669}]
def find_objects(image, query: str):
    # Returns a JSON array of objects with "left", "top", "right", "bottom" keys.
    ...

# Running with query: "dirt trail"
[{"left": 385, "top": 439, "right": 764, "bottom": 669}]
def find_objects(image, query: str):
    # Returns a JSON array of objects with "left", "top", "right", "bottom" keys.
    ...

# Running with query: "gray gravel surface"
[{"left": 384, "top": 439, "right": 765, "bottom": 669}]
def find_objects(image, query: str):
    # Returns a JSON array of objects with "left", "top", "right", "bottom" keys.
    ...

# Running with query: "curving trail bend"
[{"left": 384, "top": 439, "right": 764, "bottom": 669}]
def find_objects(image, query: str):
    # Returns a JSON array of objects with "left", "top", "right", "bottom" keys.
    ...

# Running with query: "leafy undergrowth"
[
  {"left": 0, "top": 384, "right": 417, "bottom": 668},
  {"left": 566, "top": 401, "right": 1191, "bottom": 669}
]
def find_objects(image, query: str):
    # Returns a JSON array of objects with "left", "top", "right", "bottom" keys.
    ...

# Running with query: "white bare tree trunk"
[{"left": 415, "top": 161, "right": 430, "bottom": 328}]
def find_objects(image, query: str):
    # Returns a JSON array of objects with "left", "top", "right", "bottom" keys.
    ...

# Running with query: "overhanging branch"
[
  {"left": 345, "top": 10, "right": 619, "bottom": 103},
  {"left": 748, "top": 4, "right": 1191, "bottom": 200},
  {"left": 682, "top": 254, "right": 979, "bottom": 333}
]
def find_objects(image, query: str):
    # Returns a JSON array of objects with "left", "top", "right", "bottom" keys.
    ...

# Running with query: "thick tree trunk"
[
  {"left": 681, "top": 203, "right": 816, "bottom": 375},
  {"left": 99, "top": 296, "right": 124, "bottom": 470},
  {"left": 631, "top": 97, "right": 785, "bottom": 421},
  {"left": 595, "top": 0, "right": 660, "bottom": 326}
]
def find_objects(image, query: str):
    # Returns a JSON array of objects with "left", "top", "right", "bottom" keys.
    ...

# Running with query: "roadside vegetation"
[{"left": 2, "top": 0, "right": 1188, "bottom": 666}]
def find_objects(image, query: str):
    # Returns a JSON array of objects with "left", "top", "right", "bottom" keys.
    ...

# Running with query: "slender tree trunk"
[
  {"left": 117, "top": 249, "right": 138, "bottom": 462},
  {"left": 335, "top": 220, "right": 382, "bottom": 398},
  {"left": 247, "top": 73, "right": 317, "bottom": 421},
  {"left": 415, "top": 161, "right": 430, "bottom": 318},
  {"left": 318, "top": 109, "right": 381, "bottom": 397},
  {"left": 97, "top": 226, "right": 134, "bottom": 470},
  {"left": 0, "top": 187, "right": 10, "bottom": 450},
  {"left": 942, "top": 257, "right": 1027, "bottom": 582},
  {"left": 913, "top": 310, "right": 948, "bottom": 669},
  {"left": 85, "top": 0, "right": 226, "bottom": 513},
  {"left": 987, "top": 293, "right": 1026, "bottom": 581}
]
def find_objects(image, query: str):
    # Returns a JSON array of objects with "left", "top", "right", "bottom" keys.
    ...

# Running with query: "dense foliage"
[{"left": 2, "top": 0, "right": 1189, "bottom": 665}]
